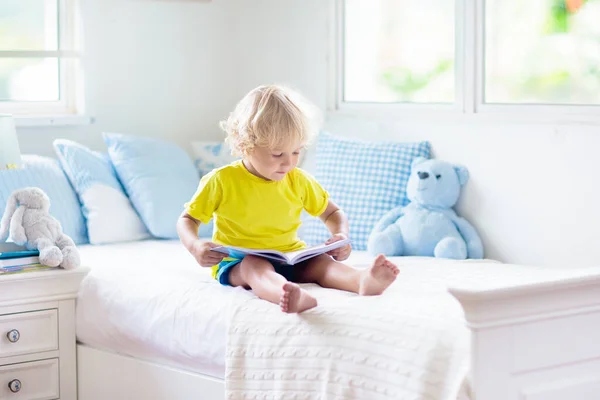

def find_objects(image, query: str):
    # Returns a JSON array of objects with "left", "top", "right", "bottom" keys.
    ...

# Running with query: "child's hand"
[
  {"left": 326, "top": 233, "right": 352, "bottom": 261},
  {"left": 191, "top": 240, "right": 225, "bottom": 267}
]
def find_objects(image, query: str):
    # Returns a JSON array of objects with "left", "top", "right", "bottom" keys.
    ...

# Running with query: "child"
[{"left": 177, "top": 85, "right": 399, "bottom": 313}]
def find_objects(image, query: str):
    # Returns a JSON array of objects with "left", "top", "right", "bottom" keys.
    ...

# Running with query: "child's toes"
[
  {"left": 375, "top": 254, "right": 386, "bottom": 266},
  {"left": 385, "top": 260, "right": 399, "bottom": 273}
]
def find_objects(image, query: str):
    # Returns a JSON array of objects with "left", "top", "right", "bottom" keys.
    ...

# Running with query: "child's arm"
[
  {"left": 318, "top": 200, "right": 352, "bottom": 261},
  {"left": 177, "top": 211, "right": 225, "bottom": 267}
]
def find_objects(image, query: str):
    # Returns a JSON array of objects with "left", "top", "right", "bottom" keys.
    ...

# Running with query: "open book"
[{"left": 212, "top": 238, "right": 351, "bottom": 265}]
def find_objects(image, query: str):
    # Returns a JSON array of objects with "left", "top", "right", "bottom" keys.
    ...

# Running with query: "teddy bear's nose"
[{"left": 417, "top": 171, "right": 429, "bottom": 180}]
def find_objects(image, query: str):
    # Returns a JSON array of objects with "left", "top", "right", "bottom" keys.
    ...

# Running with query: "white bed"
[
  {"left": 75, "top": 240, "right": 600, "bottom": 400},
  {"left": 76, "top": 240, "right": 233, "bottom": 378},
  {"left": 76, "top": 241, "right": 379, "bottom": 377}
]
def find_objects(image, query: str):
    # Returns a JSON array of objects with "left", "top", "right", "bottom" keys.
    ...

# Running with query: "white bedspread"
[
  {"left": 224, "top": 257, "right": 510, "bottom": 400},
  {"left": 75, "top": 240, "right": 384, "bottom": 377},
  {"left": 76, "top": 239, "right": 503, "bottom": 399},
  {"left": 76, "top": 240, "right": 252, "bottom": 377}
]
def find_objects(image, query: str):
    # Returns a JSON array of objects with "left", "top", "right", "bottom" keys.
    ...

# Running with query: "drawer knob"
[
  {"left": 6, "top": 329, "right": 20, "bottom": 343},
  {"left": 8, "top": 379, "right": 21, "bottom": 393}
]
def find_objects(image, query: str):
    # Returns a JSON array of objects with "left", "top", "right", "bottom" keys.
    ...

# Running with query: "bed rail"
[{"left": 449, "top": 267, "right": 600, "bottom": 400}]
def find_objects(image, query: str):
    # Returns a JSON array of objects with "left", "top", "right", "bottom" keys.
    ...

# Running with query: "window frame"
[
  {"left": 331, "top": 0, "right": 600, "bottom": 123},
  {"left": 0, "top": 0, "right": 85, "bottom": 118}
]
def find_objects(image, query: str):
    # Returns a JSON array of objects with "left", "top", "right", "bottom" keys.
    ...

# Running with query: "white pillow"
[{"left": 53, "top": 139, "right": 150, "bottom": 244}]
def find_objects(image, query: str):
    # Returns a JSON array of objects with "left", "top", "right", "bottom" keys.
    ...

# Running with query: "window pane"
[
  {"left": 0, "top": 58, "right": 59, "bottom": 101},
  {"left": 485, "top": 0, "right": 600, "bottom": 105},
  {"left": 0, "top": 0, "right": 58, "bottom": 51},
  {"left": 343, "top": 0, "right": 455, "bottom": 103}
]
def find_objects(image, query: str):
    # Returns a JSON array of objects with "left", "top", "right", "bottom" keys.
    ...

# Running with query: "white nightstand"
[{"left": 0, "top": 267, "right": 89, "bottom": 400}]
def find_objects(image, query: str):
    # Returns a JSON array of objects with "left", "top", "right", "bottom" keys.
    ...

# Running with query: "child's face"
[{"left": 246, "top": 141, "right": 303, "bottom": 181}]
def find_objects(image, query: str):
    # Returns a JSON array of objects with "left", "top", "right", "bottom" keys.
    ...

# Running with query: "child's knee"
[
  {"left": 227, "top": 265, "right": 249, "bottom": 288},
  {"left": 241, "top": 255, "right": 269, "bottom": 267},
  {"left": 239, "top": 255, "right": 273, "bottom": 278}
]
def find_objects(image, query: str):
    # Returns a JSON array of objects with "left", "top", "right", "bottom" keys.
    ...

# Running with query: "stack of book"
[{"left": 0, "top": 243, "right": 54, "bottom": 275}]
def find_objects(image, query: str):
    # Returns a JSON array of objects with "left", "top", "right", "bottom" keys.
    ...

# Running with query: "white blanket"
[{"left": 225, "top": 258, "right": 502, "bottom": 400}]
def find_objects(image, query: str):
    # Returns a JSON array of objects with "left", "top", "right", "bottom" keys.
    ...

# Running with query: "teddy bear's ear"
[
  {"left": 411, "top": 157, "right": 427, "bottom": 170},
  {"left": 454, "top": 165, "right": 469, "bottom": 185}
]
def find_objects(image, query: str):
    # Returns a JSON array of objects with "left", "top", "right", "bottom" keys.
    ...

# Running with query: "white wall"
[
  {"left": 232, "top": 0, "right": 600, "bottom": 268},
  {"left": 18, "top": 0, "right": 238, "bottom": 156},
  {"left": 230, "top": 0, "right": 329, "bottom": 112}
]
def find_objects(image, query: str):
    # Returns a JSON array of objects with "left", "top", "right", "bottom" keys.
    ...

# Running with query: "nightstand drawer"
[
  {"left": 0, "top": 310, "right": 58, "bottom": 359},
  {"left": 0, "top": 358, "right": 59, "bottom": 399}
]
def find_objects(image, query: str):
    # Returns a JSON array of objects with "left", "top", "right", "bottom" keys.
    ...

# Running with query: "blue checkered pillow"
[{"left": 301, "top": 132, "right": 431, "bottom": 250}]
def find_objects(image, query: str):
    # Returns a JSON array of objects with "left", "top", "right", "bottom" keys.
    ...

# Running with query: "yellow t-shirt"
[{"left": 185, "top": 159, "right": 329, "bottom": 262}]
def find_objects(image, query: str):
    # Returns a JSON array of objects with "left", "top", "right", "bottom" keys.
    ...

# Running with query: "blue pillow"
[
  {"left": 53, "top": 139, "right": 150, "bottom": 244},
  {"left": 0, "top": 155, "right": 88, "bottom": 244},
  {"left": 103, "top": 133, "right": 200, "bottom": 239},
  {"left": 301, "top": 132, "right": 431, "bottom": 250}
]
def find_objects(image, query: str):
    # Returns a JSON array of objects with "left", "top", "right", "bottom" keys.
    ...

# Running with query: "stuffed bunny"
[{"left": 0, "top": 187, "right": 80, "bottom": 269}]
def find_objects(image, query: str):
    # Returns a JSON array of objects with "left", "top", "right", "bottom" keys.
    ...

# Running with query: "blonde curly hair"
[{"left": 220, "top": 85, "right": 319, "bottom": 156}]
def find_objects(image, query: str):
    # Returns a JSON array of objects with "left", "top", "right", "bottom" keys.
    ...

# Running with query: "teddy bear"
[
  {"left": 0, "top": 187, "right": 81, "bottom": 269},
  {"left": 367, "top": 157, "right": 483, "bottom": 260}
]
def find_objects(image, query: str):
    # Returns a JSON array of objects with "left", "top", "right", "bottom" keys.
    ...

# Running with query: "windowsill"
[
  {"left": 329, "top": 105, "right": 600, "bottom": 126},
  {"left": 15, "top": 115, "right": 94, "bottom": 128}
]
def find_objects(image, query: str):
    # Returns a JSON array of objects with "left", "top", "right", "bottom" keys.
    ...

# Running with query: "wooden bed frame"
[{"left": 77, "top": 269, "right": 600, "bottom": 400}]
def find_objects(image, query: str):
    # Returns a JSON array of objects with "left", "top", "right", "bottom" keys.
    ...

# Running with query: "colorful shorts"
[{"left": 212, "top": 250, "right": 296, "bottom": 286}]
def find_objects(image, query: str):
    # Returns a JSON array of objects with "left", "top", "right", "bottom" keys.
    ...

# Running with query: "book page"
[
  {"left": 212, "top": 239, "right": 351, "bottom": 265},
  {"left": 284, "top": 243, "right": 329, "bottom": 260},
  {"left": 285, "top": 239, "right": 351, "bottom": 264}
]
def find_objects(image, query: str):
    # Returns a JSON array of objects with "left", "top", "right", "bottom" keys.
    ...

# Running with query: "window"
[
  {"left": 485, "top": 0, "right": 600, "bottom": 105},
  {"left": 339, "top": 0, "right": 600, "bottom": 115},
  {"left": 0, "top": 0, "right": 83, "bottom": 116},
  {"left": 343, "top": 0, "right": 455, "bottom": 104}
]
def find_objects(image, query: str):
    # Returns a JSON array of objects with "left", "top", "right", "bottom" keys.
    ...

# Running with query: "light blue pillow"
[
  {"left": 53, "top": 139, "right": 150, "bottom": 244},
  {"left": 103, "top": 133, "right": 200, "bottom": 239},
  {"left": 0, "top": 155, "right": 88, "bottom": 244},
  {"left": 301, "top": 132, "right": 431, "bottom": 250}
]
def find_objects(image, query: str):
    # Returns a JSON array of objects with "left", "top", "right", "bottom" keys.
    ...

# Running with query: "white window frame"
[
  {"left": 330, "top": 0, "right": 600, "bottom": 124},
  {"left": 0, "top": 0, "right": 87, "bottom": 123}
]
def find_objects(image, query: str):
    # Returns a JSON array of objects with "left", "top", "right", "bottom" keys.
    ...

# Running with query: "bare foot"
[
  {"left": 280, "top": 282, "right": 317, "bottom": 313},
  {"left": 359, "top": 254, "right": 399, "bottom": 296}
]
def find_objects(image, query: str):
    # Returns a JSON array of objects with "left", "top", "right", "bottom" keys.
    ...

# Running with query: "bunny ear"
[
  {"left": 0, "top": 192, "right": 18, "bottom": 242},
  {"left": 411, "top": 157, "right": 427, "bottom": 171},
  {"left": 454, "top": 164, "right": 470, "bottom": 185}
]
